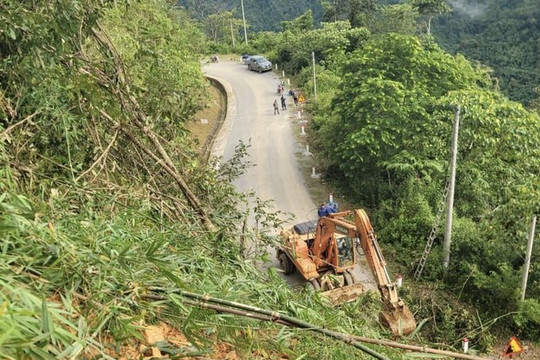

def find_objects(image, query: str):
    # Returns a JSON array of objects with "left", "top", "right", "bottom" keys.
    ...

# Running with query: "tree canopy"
[
  {"left": 433, "top": 0, "right": 540, "bottom": 106},
  {"left": 275, "top": 26, "right": 540, "bottom": 340}
]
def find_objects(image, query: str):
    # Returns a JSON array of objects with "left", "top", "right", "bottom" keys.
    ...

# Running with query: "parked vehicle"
[{"left": 247, "top": 55, "right": 272, "bottom": 73}]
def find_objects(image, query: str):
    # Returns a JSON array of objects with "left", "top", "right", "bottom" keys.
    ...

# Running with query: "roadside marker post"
[
  {"left": 396, "top": 274, "right": 403, "bottom": 288},
  {"left": 462, "top": 338, "right": 469, "bottom": 353}
]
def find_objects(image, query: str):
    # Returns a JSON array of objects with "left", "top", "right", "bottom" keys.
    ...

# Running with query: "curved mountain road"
[
  {"left": 204, "top": 61, "right": 316, "bottom": 221},
  {"left": 203, "top": 60, "right": 376, "bottom": 290}
]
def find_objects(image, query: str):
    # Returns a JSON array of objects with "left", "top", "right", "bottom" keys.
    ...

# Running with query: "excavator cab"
[{"left": 336, "top": 235, "right": 354, "bottom": 267}]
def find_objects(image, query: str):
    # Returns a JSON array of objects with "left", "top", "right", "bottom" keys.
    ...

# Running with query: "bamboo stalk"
[
  {"left": 98, "top": 108, "right": 213, "bottom": 230},
  {"left": 146, "top": 290, "right": 391, "bottom": 360},
  {"left": 149, "top": 289, "right": 494, "bottom": 360},
  {"left": 91, "top": 27, "right": 216, "bottom": 233},
  {"left": 182, "top": 299, "right": 293, "bottom": 326},
  {"left": 348, "top": 335, "right": 492, "bottom": 360}
]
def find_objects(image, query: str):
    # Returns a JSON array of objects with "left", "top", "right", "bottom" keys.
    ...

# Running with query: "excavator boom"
[{"left": 354, "top": 209, "right": 416, "bottom": 335}]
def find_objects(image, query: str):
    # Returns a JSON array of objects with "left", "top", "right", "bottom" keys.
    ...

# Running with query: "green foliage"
[
  {"left": 0, "top": 0, "right": 111, "bottom": 182},
  {"left": 281, "top": 10, "right": 314, "bottom": 32},
  {"left": 514, "top": 299, "right": 540, "bottom": 339},
  {"left": 176, "top": 0, "right": 325, "bottom": 32},
  {"left": 204, "top": 10, "right": 244, "bottom": 45},
  {"left": 276, "top": 20, "right": 370, "bottom": 75},
  {"left": 377, "top": 178, "right": 434, "bottom": 250},
  {"left": 298, "top": 65, "right": 343, "bottom": 113},
  {"left": 371, "top": 3, "right": 419, "bottom": 35},
  {"left": 0, "top": 189, "right": 248, "bottom": 357},
  {"left": 314, "top": 34, "right": 485, "bottom": 205},
  {"left": 248, "top": 31, "right": 282, "bottom": 54},
  {"left": 408, "top": 0, "right": 450, "bottom": 16},
  {"left": 411, "top": 284, "right": 496, "bottom": 352},
  {"left": 0, "top": 282, "right": 84, "bottom": 359},
  {"left": 433, "top": 0, "right": 540, "bottom": 105},
  {"left": 323, "top": 0, "right": 378, "bottom": 28},
  {"left": 101, "top": 0, "right": 206, "bottom": 124},
  {"left": 408, "top": 0, "right": 451, "bottom": 35},
  {"left": 436, "top": 90, "right": 540, "bottom": 223}
]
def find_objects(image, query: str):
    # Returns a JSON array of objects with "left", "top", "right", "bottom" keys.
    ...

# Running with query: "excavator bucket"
[{"left": 379, "top": 304, "right": 416, "bottom": 335}]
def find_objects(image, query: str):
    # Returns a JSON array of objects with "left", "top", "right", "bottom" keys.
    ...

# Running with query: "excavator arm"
[{"left": 354, "top": 209, "right": 417, "bottom": 335}]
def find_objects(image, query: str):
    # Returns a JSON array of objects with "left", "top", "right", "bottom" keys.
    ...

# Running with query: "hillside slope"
[
  {"left": 433, "top": 0, "right": 540, "bottom": 105},
  {"left": 0, "top": 1, "right": 405, "bottom": 359}
]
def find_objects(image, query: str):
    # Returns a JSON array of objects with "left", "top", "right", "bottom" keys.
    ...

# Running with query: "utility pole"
[
  {"left": 240, "top": 0, "right": 248, "bottom": 46},
  {"left": 312, "top": 51, "right": 317, "bottom": 103},
  {"left": 443, "top": 105, "right": 460, "bottom": 269},
  {"left": 521, "top": 215, "right": 537, "bottom": 301}
]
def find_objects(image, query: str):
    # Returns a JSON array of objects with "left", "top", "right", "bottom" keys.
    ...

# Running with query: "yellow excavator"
[{"left": 278, "top": 208, "right": 416, "bottom": 335}]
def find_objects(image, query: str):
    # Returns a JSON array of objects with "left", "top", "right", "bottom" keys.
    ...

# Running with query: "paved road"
[
  {"left": 203, "top": 60, "right": 376, "bottom": 290},
  {"left": 204, "top": 61, "right": 317, "bottom": 223}
]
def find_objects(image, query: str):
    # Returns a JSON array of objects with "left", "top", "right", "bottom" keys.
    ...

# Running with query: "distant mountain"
[
  {"left": 433, "top": 0, "right": 540, "bottom": 105},
  {"left": 176, "top": 0, "right": 324, "bottom": 32}
]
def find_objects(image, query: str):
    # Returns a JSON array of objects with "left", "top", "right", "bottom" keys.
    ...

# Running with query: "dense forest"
[
  {"left": 176, "top": 0, "right": 325, "bottom": 32},
  {"left": 178, "top": 0, "right": 539, "bottom": 106},
  {"left": 1, "top": 0, "right": 539, "bottom": 358},
  {"left": 433, "top": 0, "right": 540, "bottom": 105}
]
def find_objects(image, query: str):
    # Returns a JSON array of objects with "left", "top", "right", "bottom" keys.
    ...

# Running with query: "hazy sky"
[{"left": 447, "top": 0, "right": 488, "bottom": 18}]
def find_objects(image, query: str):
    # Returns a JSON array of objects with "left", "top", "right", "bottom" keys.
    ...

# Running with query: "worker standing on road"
[
  {"left": 273, "top": 99, "right": 280, "bottom": 115},
  {"left": 280, "top": 94, "right": 287, "bottom": 111}
]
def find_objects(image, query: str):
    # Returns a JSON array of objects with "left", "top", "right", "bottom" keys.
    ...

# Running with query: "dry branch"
[
  {"left": 76, "top": 128, "right": 119, "bottom": 182},
  {"left": 91, "top": 26, "right": 215, "bottom": 232},
  {"left": 0, "top": 111, "right": 39, "bottom": 138}
]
